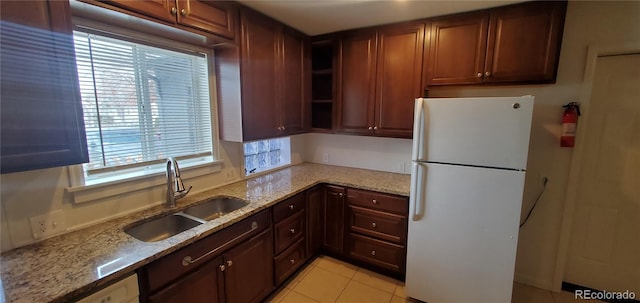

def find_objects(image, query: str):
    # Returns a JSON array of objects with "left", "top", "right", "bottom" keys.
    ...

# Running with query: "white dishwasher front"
[{"left": 76, "top": 274, "right": 139, "bottom": 303}]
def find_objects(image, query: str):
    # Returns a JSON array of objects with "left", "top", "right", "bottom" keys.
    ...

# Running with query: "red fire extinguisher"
[{"left": 561, "top": 102, "right": 581, "bottom": 147}]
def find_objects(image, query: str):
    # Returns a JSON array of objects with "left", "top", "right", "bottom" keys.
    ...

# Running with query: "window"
[
  {"left": 243, "top": 137, "right": 291, "bottom": 176},
  {"left": 73, "top": 30, "right": 215, "bottom": 184}
]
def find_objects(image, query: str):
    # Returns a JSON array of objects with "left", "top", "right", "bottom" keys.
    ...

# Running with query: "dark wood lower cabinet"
[
  {"left": 223, "top": 229, "right": 274, "bottom": 303},
  {"left": 148, "top": 258, "right": 224, "bottom": 303},
  {"left": 322, "top": 185, "right": 346, "bottom": 255},
  {"left": 140, "top": 185, "right": 408, "bottom": 303},
  {"left": 305, "top": 185, "right": 323, "bottom": 256}
]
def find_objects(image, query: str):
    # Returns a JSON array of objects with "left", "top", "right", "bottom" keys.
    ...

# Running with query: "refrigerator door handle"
[
  {"left": 411, "top": 162, "right": 427, "bottom": 221},
  {"left": 412, "top": 99, "right": 426, "bottom": 161}
]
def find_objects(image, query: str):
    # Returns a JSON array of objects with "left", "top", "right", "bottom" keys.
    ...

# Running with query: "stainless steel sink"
[
  {"left": 125, "top": 214, "right": 202, "bottom": 242},
  {"left": 183, "top": 197, "right": 249, "bottom": 221}
]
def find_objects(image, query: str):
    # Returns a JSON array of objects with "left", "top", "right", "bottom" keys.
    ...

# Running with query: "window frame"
[{"left": 66, "top": 17, "right": 222, "bottom": 204}]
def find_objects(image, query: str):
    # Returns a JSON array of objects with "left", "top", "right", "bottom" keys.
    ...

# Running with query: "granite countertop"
[{"left": 0, "top": 163, "right": 410, "bottom": 303}]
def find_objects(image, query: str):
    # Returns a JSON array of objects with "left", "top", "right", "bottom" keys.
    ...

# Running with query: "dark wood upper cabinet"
[
  {"left": 336, "top": 23, "right": 425, "bottom": 138},
  {"left": 336, "top": 30, "right": 378, "bottom": 135},
  {"left": 280, "top": 27, "right": 310, "bottom": 135},
  {"left": 425, "top": 1, "right": 566, "bottom": 86},
  {"left": 0, "top": 0, "right": 89, "bottom": 174},
  {"left": 216, "top": 7, "right": 310, "bottom": 142},
  {"left": 104, "top": 0, "right": 236, "bottom": 39},
  {"left": 239, "top": 9, "right": 280, "bottom": 141},
  {"left": 484, "top": 1, "right": 566, "bottom": 83},
  {"left": 426, "top": 12, "right": 489, "bottom": 85},
  {"left": 374, "top": 23, "right": 425, "bottom": 138}
]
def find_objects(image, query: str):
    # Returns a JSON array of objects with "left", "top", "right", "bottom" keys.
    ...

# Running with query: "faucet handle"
[{"left": 175, "top": 185, "right": 192, "bottom": 200}]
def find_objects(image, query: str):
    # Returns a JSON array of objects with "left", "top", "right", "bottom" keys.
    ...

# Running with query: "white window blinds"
[{"left": 73, "top": 31, "right": 213, "bottom": 176}]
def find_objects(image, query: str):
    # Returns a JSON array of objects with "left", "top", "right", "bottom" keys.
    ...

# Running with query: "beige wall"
[
  {"left": 303, "top": 1, "right": 640, "bottom": 290},
  {"left": 0, "top": 134, "right": 306, "bottom": 252}
]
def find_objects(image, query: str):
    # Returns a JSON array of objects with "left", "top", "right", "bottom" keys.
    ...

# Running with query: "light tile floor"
[{"left": 266, "top": 255, "right": 606, "bottom": 303}]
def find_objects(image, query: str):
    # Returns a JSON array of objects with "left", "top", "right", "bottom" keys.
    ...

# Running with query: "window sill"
[{"left": 66, "top": 159, "right": 223, "bottom": 204}]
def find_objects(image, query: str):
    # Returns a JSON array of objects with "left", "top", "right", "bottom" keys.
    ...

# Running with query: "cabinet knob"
[
  {"left": 338, "top": 192, "right": 344, "bottom": 197},
  {"left": 371, "top": 250, "right": 376, "bottom": 256},
  {"left": 282, "top": 126, "right": 286, "bottom": 131},
  {"left": 180, "top": 8, "right": 187, "bottom": 16},
  {"left": 368, "top": 126, "right": 373, "bottom": 130},
  {"left": 219, "top": 265, "right": 226, "bottom": 272},
  {"left": 290, "top": 228, "right": 295, "bottom": 234},
  {"left": 485, "top": 71, "right": 491, "bottom": 77},
  {"left": 373, "top": 126, "right": 378, "bottom": 130},
  {"left": 290, "top": 259, "right": 295, "bottom": 264},
  {"left": 170, "top": 7, "right": 177, "bottom": 15},
  {"left": 372, "top": 222, "right": 377, "bottom": 228},
  {"left": 477, "top": 72, "right": 482, "bottom": 78},
  {"left": 372, "top": 199, "right": 377, "bottom": 204},
  {"left": 289, "top": 204, "right": 294, "bottom": 210},
  {"left": 227, "top": 260, "right": 233, "bottom": 267}
]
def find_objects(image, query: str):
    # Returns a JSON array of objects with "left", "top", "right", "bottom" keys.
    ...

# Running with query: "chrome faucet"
[{"left": 166, "top": 157, "right": 192, "bottom": 208}]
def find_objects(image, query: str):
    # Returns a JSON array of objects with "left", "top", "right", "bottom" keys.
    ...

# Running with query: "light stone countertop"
[{"left": 0, "top": 162, "right": 410, "bottom": 303}]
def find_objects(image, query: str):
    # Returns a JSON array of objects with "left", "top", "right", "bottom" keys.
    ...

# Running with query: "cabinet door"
[
  {"left": 374, "top": 23, "right": 425, "bottom": 138},
  {"left": 306, "top": 185, "right": 324, "bottom": 257},
  {"left": 425, "top": 12, "right": 489, "bottom": 85},
  {"left": 280, "top": 27, "right": 310, "bottom": 136},
  {"left": 0, "top": 0, "right": 89, "bottom": 174},
  {"left": 148, "top": 257, "right": 224, "bottom": 303},
  {"left": 176, "top": 0, "right": 236, "bottom": 39},
  {"left": 323, "top": 185, "right": 346, "bottom": 255},
  {"left": 224, "top": 229, "right": 274, "bottom": 303},
  {"left": 484, "top": 1, "right": 566, "bottom": 83},
  {"left": 240, "top": 9, "right": 280, "bottom": 141},
  {"left": 336, "top": 30, "right": 377, "bottom": 135},
  {"left": 106, "top": 0, "right": 175, "bottom": 23}
]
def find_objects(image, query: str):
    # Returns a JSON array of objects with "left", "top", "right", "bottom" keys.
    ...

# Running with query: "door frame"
[{"left": 552, "top": 41, "right": 640, "bottom": 292}]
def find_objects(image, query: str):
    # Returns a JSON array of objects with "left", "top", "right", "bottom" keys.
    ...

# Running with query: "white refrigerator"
[{"left": 406, "top": 96, "right": 534, "bottom": 303}]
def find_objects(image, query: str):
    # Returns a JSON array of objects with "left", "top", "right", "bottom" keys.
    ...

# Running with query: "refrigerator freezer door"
[
  {"left": 417, "top": 96, "right": 533, "bottom": 170},
  {"left": 406, "top": 163, "right": 525, "bottom": 303}
]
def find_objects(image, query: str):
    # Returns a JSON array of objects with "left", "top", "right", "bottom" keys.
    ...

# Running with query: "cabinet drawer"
[
  {"left": 347, "top": 188, "right": 408, "bottom": 215},
  {"left": 274, "top": 211, "right": 305, "bottom": 254},
  {"left": 349, "top": 206, "right": 406, "bottom": 245},
  {"left": 347, "top": 233, "right": 405, "bottom": 273},
  {"left": 273, "top": 193, "right": 306, "bottom": 223},
  {"left": 274, "top": 237, "right": 306, "bottom": 285},
  {"left": 142, "top": 210, "right": 271, "bottom": 292}
]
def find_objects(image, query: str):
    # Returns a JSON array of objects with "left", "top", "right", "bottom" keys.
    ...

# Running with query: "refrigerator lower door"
[{"left": 406, "top": 162, "right": 525, "bottom": 303}]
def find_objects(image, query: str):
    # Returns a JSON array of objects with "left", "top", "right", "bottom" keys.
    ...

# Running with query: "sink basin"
[
  {"left": 125, "top": 214, "right": 202, "bottom": 242},
  {"left": 183, "top": 197, "right": 249, "bottom": 221}
]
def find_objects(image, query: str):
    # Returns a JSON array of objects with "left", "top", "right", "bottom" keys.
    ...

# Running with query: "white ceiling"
[{"left": 236, "top": 0, "right": 527, "bottom": 36}]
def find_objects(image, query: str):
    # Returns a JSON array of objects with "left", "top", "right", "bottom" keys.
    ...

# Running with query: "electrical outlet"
[
  {"left": 29, "top": 210, "right": 66, "bottom": 240},
  {"left": 322, "top": 153, "right": 329, "bottom": 163}
]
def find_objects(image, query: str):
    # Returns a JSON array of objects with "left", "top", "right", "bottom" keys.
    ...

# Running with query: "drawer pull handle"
[
  {"left": 289, "top": 204, "right": 294, "bottom": 210},
  {"left": 182, "top": 221, "right": 258, "bottom": 267},
  {"left": 372, "top": 199, "right": 377, "bottom": 204},
  {"left": 371, "top": 250, "right": 376, "bottom": 256},
  {"left": 371, "top": 222, "right": 377, "bottom": 228},
  {"left": 290, "top": 228, "right": 295, "bottom": 234},
  {"left": 290, "top": 259, "right": 295, "bottom": 264}
]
